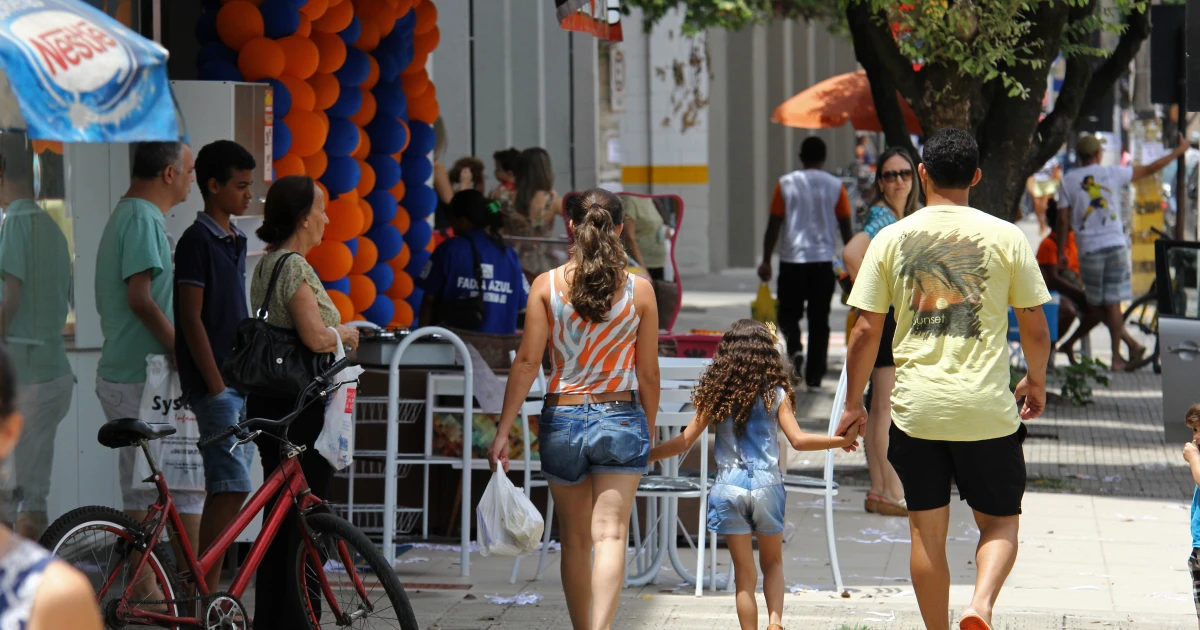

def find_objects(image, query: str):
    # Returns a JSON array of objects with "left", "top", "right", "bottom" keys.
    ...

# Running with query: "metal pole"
[{"left": 1178, "top": 31, "right": 1189, "bottom": 241}]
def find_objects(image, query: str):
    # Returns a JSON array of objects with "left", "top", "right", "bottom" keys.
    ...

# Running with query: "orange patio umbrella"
[{"left": 773, "top": 71, "right": 922, "bottom": 135}]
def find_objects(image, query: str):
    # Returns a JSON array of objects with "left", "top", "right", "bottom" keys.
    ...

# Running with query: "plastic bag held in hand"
[
  {"left": 751, "top": 282, "right": 778, "bottom": 324},
  {"left": 314, "top": 328, "right": 364, "bottom": 470},
  {"left": 476, "top": 471, "right": 545, "bottom": 557}
]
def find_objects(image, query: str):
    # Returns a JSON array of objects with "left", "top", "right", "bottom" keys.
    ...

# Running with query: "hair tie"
[{"left": 487, "top": 200, "right": 501, "bottom": 214}]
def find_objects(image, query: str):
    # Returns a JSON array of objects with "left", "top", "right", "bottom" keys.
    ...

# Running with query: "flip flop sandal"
[
  {"left": 959, "top": 613, "right": 992, "bottom": 630},
  {"left": 864, "top": 493, "right": 881, "bottom": 514},
  {"left": 874, "top": 494, "right": 908, "bottom": 517},
  {"left": 1126, "top": 346, "right": 1147, "bottom": 371},
  {"left": 767, "top": 625, "right": 786, "bottom": 630}
]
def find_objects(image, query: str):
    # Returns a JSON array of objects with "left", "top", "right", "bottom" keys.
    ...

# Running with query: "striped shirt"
[{"left": 546, "top": 267, "right": 640, "bottom": 394}]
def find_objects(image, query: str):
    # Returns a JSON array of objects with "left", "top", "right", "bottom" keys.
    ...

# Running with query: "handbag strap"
[
  {"left": 256, "top": 252, "right": 300, "bottom": 319},
  {"left": 466, "top": 234, "right": 484, "bottom": 301}
]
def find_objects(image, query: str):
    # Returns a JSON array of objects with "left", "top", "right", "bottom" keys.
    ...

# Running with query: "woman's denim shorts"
[{"left": 538, "top": 400, "right": 650, "bottom": 486}]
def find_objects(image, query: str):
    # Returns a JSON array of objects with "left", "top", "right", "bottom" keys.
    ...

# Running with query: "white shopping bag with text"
[
  {"left": 134, "top": 355, "right": 205, "bottom": 491},
  {"left": 476, "top": 471, "right": 545, "bottom": 557},
  {"left": 315, "top": 329, "right": 364, "bottom": 470}
]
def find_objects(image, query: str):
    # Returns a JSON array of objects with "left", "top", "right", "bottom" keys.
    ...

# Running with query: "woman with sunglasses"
[{"left": 842, "top": 146, "right": 921, "bottom": 517}]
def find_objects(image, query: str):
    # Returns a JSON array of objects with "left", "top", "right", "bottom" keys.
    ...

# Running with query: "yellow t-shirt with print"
[{"left": 848, "top": 204, "right": 1051, "bottom": 442}]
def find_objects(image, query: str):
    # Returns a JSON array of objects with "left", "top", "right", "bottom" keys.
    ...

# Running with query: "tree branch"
[{"left": 846, "top": 1, "right": 920, "bottom": 155}]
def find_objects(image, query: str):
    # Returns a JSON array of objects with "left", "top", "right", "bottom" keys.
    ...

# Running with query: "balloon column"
[{"left": 196, "top": 0, "right": 441, "bottom": 329}]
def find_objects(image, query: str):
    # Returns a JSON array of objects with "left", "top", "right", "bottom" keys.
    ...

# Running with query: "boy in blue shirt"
[
  {"left": 418, "top": 189, "right": 528, "bottom": 335},
  {"left": 1185, "top": 403, "right": 1200, "bottom": 626}
]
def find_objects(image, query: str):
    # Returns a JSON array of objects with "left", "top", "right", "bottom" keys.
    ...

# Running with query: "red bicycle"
[{"left": 40, "top": 358, "right": 418, "bottom": 629}]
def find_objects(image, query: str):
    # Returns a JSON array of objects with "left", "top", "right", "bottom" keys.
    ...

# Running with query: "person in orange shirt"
[{"left": 758, "top": 138, "right": 854, "bottom": 389}]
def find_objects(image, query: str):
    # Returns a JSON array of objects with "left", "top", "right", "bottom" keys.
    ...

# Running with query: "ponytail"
[{"left": 568, "top": 189, "right": 626, "bottom": 322}]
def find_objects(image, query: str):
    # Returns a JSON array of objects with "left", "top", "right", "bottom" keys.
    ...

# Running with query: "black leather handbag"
[
  {"left": 222, "top": 252, "right": 333, "bottom": 399},
  {"left": 431, "top": 236, "right": 485, "bottom": 330}
]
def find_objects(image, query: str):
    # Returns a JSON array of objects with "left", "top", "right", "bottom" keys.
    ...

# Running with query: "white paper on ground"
[{"left": 484, "top": 592, "right": 543, "bottom": 606}]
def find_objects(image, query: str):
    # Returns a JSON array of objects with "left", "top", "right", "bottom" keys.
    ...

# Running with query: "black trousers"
[
  {"left": 248, "top": 394, "right": 333, "bottom": 629},
  {"left": 777, "top": 261, "right": 835, "bottom": 387}
]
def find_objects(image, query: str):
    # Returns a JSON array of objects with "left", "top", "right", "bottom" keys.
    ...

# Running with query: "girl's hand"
[
  {"left": 648, "top": 446, "right": 664, "bottom": 463},
  {"left": 488, "top": 434, "right": 510, "bottom": 473},
  {"left": 832, "top": 432, "right": 859, "bottom": 452}
]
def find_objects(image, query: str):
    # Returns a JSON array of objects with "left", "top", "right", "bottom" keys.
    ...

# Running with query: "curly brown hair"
[
  {"left": 566, "top": 188, "right": 626, "bottom": 322},
  {"left": 692, "top": 319, "right": 795, "bottom": 435}
]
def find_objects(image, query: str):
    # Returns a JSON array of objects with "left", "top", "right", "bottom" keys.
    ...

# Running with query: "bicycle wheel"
[
  {"left": 41, "top": 506, "right": 185, "bottom": 629},
  {"left": 294, "top": 512, "right": 419, "bottom": 630}
]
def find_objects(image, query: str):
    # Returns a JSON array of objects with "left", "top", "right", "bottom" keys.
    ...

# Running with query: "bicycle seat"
[{"left": 97, "top": 418, "right": 177, "bottom": 449}]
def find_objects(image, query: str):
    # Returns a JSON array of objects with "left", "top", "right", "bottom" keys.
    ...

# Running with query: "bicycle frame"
[{"left": 108, "top": 440, "right": 359, "bottom": 626}]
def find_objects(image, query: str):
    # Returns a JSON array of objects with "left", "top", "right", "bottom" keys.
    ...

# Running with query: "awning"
[
  {"left": 556, "top": 0, "right": 622, "bottom": 42},
  {"left": 0, "top": 0, "right": 181, "bottom": 142}
]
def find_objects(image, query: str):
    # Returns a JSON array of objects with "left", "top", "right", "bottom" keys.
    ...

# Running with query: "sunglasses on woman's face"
[{"left": 881, "top": 169, "right": 914, "bottom": 183}]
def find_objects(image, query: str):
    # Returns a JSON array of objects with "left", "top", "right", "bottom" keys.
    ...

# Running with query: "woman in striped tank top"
[{"left": 489, "top": 189, "right": 660, "bottom": 630}]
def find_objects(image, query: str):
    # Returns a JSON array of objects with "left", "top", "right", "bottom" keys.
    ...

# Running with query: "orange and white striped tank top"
[{"left": 546, "top": 268, "right": 640, "bottom": 394}]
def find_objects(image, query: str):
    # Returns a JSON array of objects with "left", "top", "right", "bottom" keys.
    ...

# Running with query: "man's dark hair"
[
  {"left": 799, "top": 137, "right": 827, "bottom": 166},
  {"left": 921, "top": 128, "right": 978, "bottom": 189},
  {"left": 131, "top": 141, "right": 183, "bottom": 180},
  {"left": 0, "top": 133, "right": 33, "bottom": 187},
  {"left": 493, "top": 148, "right": 520, "bottom": 173},
  {"left": 195, "top": 140, "right": 256, "bottom": 200}
]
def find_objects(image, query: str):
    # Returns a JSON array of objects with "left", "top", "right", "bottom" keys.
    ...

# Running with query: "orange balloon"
[
  {"left": 348, "top": 275, "right": 377, "bottom": 312},
  {"left": 354, "top": 19, "right": 381, "bottom": 52},
  {"left": 314, "top": 110, "right": 330, "bottom": 132},
  {"left": 299, "top": 0, "right": 327, "bottom": 20},
  {"left": 336, "top": 188, "right": 360, "bottom": 209},
  {"left": 324, "top": 194, "right": 364, "bottom": 241},
  {"left": 404, "top": 51, "right": 428, "bottom": 75},
  {"left": 273, "top": 153, "right": 306, "bottom": 178},
  {"left": 414, "top": 26, "right": 439, "bottom": 54},
  {"left": 414, "top": 0, "right": 437, "bottom": 34},
  {"left": 349, "top": 90, "right": 377, "bottom": 127},
  {"left": 313, "top": 0, "right": 354, "bottom": 33},
  {"left": 308, "top": 73, "right": 339, "bottom": 110},
  {"left": 312, "top": 31, "right": 347, "bottom": 74},
  {"left": 297, "top": 13, "right": 312, "bottom": 36},
  {"left": 391, "top": 207, "right": 410, "bottom": 233},
  {"left": 350, "top": 126, "right": 371, "bottom": 160},
  {"left": 238, "top": 37, "right": 285, "bottom": 81},
  {"left": 328, "top": 0, "right": 346, "bottom": 5},
  {"left": 393, "top": 0, "right": 414, "bottom": 16},
  {"left": 316, "top": 180, "right": 329, "bottom": 203},
  {"left": 362, "top": 55, "right": 381, "bottom": 90},
  {"left": 392, "top": 298, "right": 414, "bottom": 328},
  {"left": 217, "top": 1, "right": 264, "bottom": 51},
  {"left": 397, "top": 118, "right": 411, "bottom": 154},
  {"left": 278, "top": 36, "right": 319, "bottom": 80},
  {"left": 307, "top": 240, "right": 354, "bottom": 281},
  {"left": 358, "top": 199, "right": 374, "bottom": 235},
  {"left": 356, "top": 160, "right": 376, "bottom": 196},
  {"left": 351, "top": 236, "right": 379, "bottom": 274},
  {"left": 389, "top": 179, "right": 406, "bottom": 202},
  {"left": 280, "top": 74, "right": 315, "bottom": 111},
  {"left": 327, "top": 290, "right": 355, "bottom": 324},
  {"left": 390, "top": 242, "right": 412, "bottom": 271},
  {"left": 401, "top": 68, "right": 429, "bottom": 93},
  {"left": 425, "top": 237, "right": 436, "bottom": 253},
  {"left": 386, "top": 271, "right": 414, "bottom": 300},
  {"left": 284, "top": 110, "right": 327, "bottom": 157},
  {"left": 302, "top": 150, "right": 328, "bottom": 179},
  {"left": 408, "top": 92, "right": 438, "bottom": 124}
]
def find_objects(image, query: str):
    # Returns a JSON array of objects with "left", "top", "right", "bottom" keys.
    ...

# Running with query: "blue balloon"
[
  {"left": 366, "top": 261, "right": 394, "bottom": 293},
  {"left": 402, "top": 184, "right": 437, "bottom": 220},
  {"left": 325, "top": 117, "right": 359, "bottom": 158},
  {"left": 285, "top": 0, "right": 306, "bottom": 8},
  {"left": 323, "top": 276, "right": 351, "bottom": 294},
  {"left": 321, "top": 156, "right": 361, "bottom": 196},
  {"left": 263, "top": 78, "right": 291, "bottom": 119},
  {"left": 326, "top": 85, "right": 364, "bottom": 119},
  {"left": 376, "top": 53, "right": 400, "bottom": 84},
  {"left": 367, "top": 224, "right": 403, "bottom": 261},
  {"left": 335, "top": 48, "right": 370, "bottom": 87},
  {"left": 407, "top": 121, "right": 435, "bottom": 155},
  {"left": 366, "top": 190, "right": 398, "bottom": 225},
  {"left": 262, "top": 0, "right": 300, "bottom": 38},
  {"left": 196, "top": 42, "right": 236, "bottom": 71},
  {"left": 372, "top": 79, "right": 407, "bottom": 117},
  {"left": 367, "top": 154, "right": 402, "bottom": 190},
  {"left": 402, "top": 215, "right": 432, "bottom": 251},
  {"left": 397, "top": 8, "right": 417, "bottom": 32},
  {"left": 363, "top": 295, "right": 395, "bottom": 328},
  {"left": 395, "top": 43, "right": 415, "bottom": 73},
  {"left": 400, "top": 154, "right": 432, "bottom": 185},
  {"left": 273, "top": 120, "right": 292, "bottom": 157},
  {"left": 199, "top": 59, "right": 243, "bottom": 82},
  {"left": 195, "top": 9, "right": 218, "bottom": 44},
  {"left": 339, "top": 15, "right": 362, "bottom": 46},
  {"left": 344, "top": 237, "right": 359, "bottom": 257},
  {"left": 203, "top": 0, "right": 221, "bottom": 9},
  {"left": 366, "top": 117, "right": 407, "bottom": 155},
  {"left": 405, "top": 249, "right": 431, "bottom": 279}
]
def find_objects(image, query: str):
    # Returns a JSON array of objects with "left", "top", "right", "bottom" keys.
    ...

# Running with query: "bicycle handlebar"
[{"left": 197, "top": 357, "right": 352, "bottom": 450}]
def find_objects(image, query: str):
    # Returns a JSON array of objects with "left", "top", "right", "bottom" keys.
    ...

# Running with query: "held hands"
[
  {"left": 1184, "top": 441, "right": 1199, "bottom": 465},
  {"left": 1013, "top": 376, "right": 1046, "bottom": 420},
  {"left": 488, "top": 434, "right": 510, "bottom": 473},
  {"left": 830, "top": 431, "right": 859, "bottom": 452}
]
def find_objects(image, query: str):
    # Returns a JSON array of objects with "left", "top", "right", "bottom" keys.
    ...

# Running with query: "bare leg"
[
  {"left": 1032, "top": 195, "right": 1048, "bottom": 235},
  {"left": 908, "top": 506, "right": 951, "bottom": 630},
  {"left": 1102, "top": 303, "right": 1129, "bottom": 370},
  {"left": 548, "top": 479, "right": 595, "bottom": 630},
  {"left": 756, "top": 532, "right": 785, "bottom": 629},
  {"left": 867, "top": 367, "right": 904, "bottom": 502},
  {"left": 961, "top": 511, "right": 1020, "bottom": 626},
  {"left": 1057, "top": 300, "right": 1078, "bottom": 340},
  {"left": 198, "top": 492, "right": 249, "bottom": 591},
  {"left": 14, "top": 511, "right": 47, "bottom": 540},
  {"left": 589, "top": 474, "right": 640, "bottom": 630},
  {"left": 726, "top": 534, "right": 759, "bottom": 630},
  {"left": 1059, "top": 305, "right": 1103, "bottom": 359}
]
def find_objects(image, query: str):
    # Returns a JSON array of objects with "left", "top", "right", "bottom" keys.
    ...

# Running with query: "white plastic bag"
[
  {"left": 134, "top": 355, "right": 204, "bottom": 491},
  {"left": 315, "top": 329, "right": 364, "bottom": 470},
  {"left": 476, "top": 471, "right": 545, "bottom": 557}
]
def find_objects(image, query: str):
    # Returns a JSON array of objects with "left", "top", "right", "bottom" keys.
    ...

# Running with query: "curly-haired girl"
[{"left": 650, "top": 319, "right": 858, "bottom": 630}]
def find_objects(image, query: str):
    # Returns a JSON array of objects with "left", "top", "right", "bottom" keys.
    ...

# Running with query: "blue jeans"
[
  {"left": 538, "top": 400, "right": 649, "bottom": 486},
  {"left": 189, "top": 389, "right": 256, "bottom": 495}
]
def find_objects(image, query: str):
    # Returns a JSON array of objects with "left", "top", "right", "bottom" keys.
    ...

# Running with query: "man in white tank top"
[{"left": 757, "top": 137, "right": 854, "bottom": 389}]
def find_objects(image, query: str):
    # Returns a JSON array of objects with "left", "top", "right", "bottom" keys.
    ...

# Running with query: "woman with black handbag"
[{"left": 242, "top": 175, "right": 359, "bottom": 629}]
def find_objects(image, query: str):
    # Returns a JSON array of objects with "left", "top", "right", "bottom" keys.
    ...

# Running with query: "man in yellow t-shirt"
[{"left": 839, "top": 129, "right": 1052, "bottom": 630}]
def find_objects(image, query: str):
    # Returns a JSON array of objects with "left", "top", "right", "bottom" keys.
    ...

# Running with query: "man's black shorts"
[{"left": 887, "top": 423, "right": 1027, "bottom": 516}]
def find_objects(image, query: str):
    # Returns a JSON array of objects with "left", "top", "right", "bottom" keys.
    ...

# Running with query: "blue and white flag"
[{"left": 0, "top": 0, "right": 181, "bottom": 142}]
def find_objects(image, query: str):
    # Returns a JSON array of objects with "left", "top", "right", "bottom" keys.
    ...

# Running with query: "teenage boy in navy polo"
[{"left": 174, "top": 140, "right": 256, "bottom": 592}]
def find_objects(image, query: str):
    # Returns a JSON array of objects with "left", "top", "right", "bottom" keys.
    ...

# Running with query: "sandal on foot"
[
  {"left": 864, "top": 493, "right": 881, "bottom": 513},
  {"left": 767, "top": 625, "right": 786, "bottom": 630},
  {"left": 874, "top": 494, "right": 908, "bottom": 517},
  {"left": 1126, "top": 346, "right": 1146, "bottom": 371},
  {"left": 959, "top": 613, "right": 992, "bottom": 630}
]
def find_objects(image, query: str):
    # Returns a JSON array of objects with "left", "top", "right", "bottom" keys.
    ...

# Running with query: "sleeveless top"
[
  {"left": 546, "top": 268, "right": 640, "bottom": 394},
  {"left": 862, "top": 204, "right": 899, "bottom": 240},
  {"left": 0, "top": 534, "right": 53, "bottom": 628},
  {"left": 713, "top": 387, "right": 785, "bottom": 490}
]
